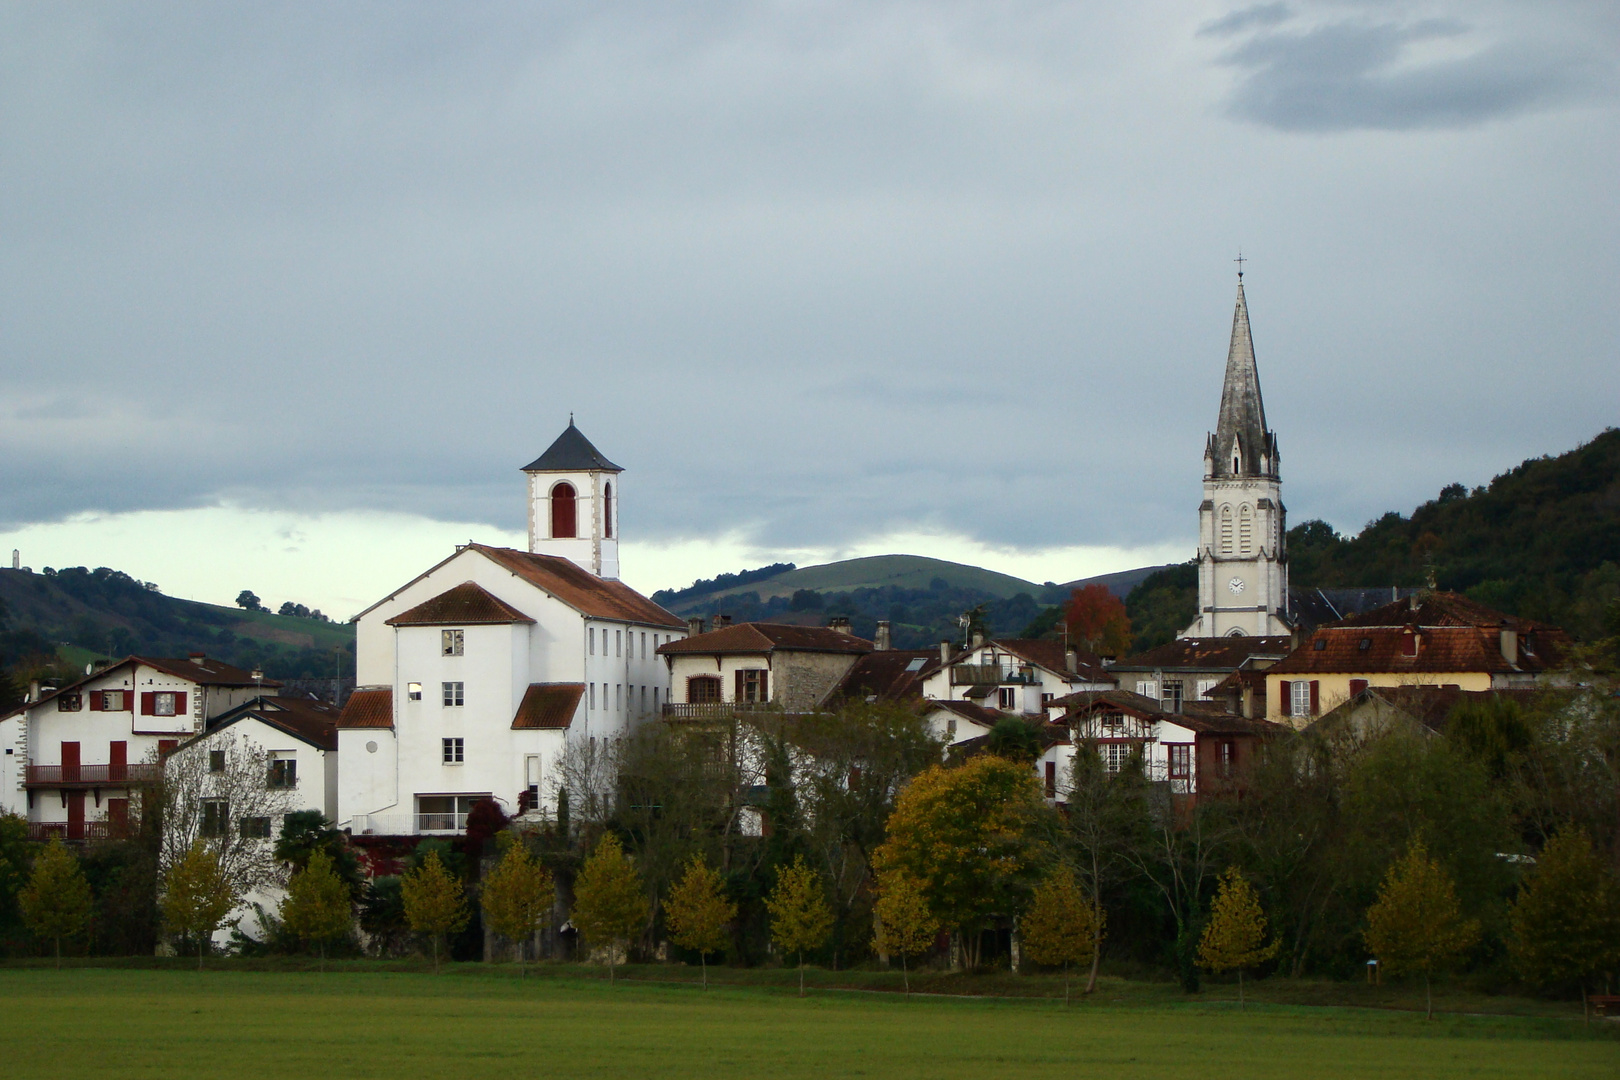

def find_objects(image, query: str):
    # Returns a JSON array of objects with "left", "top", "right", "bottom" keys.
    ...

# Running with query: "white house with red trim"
[
  {"left": 917, "top": 638, "right": 1115, "bottom": 722},
  {"left": 338, "top": 423, "right": 686, "bottom": 836},
  {"left": 0, "top": 654, "right": 276, "bottom": 840}
]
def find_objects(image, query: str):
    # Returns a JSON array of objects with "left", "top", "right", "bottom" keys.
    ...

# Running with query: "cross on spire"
[{"left": 1234, "top": 251, "right": 1246, "bottom": 279}]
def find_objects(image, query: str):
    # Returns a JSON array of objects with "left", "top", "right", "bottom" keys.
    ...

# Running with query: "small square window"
[
  {"left": 201, "top": 798, "right": 230, "bottom": 838},
  {"left": 442, "top": 737, "right": 464, "bottom": 764},
  {"left": 57, "top": 693, "right": 82, "bottom": 712},
  {"left": 268, "top": 756, "right": 297, "bottom": 789},
  {"left": 442, "top": 629, "right": 464, "bottom": 656},
  {"left": 239, "top": 816, "right": 272, "bottom": 839},
  {"left": 408, "top": 682, "right": 423, "bottom": 701},
  {"left": 154, "top": 691, "right": 178, "bottom": 716},
  {"left": 998, "top": 687, "right": 1017, "bottom": 710},
  {"left": 208, "top": 749, "right": 226, "bottom": 773},
  {"left": 1313, "top": 639, "right": 1326, "bottom": 651},
  {"left": 442, "top": 682, "right": 464, "bottom": 707}
]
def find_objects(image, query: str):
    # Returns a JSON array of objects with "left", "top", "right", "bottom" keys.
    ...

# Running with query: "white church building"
[{"left": 338, "top": 421, "right": 686, "bottom": 835}]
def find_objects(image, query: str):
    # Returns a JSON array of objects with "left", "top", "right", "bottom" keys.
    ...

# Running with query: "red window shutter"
[
  {"left": 735, "top": 669, "right": 745, "bottom": 702},
  {"left": 141, "top": 692, "right": 155, "bottom": 716},
  {"left": 1309, "top": 680, "right": 1320, "bottom": 714},
  {"left": 1349, "top": 679, "right": 1368, "bottom": 696},
  {"left": 174, "top": 691, "right": 187, "bottom": 715},
  {"left": 89, "top": 690, "right": 103, "bottom": 711},
  {"left": 1044, "top": 761, "right": 1056, "bottom": 798},
  {"left": 758, "top": 670, "right": 768, "bottom": 702},
  {"left": 158, "top": 739, "right": 177, "bottom": 756},
  {"left": 1278, "top": 681, "right": 1290, "bottom": 712}
]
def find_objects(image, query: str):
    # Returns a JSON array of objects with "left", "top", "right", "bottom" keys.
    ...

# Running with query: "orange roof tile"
[
  {"left": 471, "top": 545, "right": 684, "bottom": 628},
  {"left": 512, "top": 683, "right": 585, "bottom": 730},
  {"left": 338, "top": 687, "right": 393, "bottom": 729},
  {"left": 385, "top": 582, "right": 536, "bottom": 627}
]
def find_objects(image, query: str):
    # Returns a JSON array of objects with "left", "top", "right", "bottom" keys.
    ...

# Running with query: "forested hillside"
[{"left": 0, "top": 566, "right": 354, "bottom": 708}]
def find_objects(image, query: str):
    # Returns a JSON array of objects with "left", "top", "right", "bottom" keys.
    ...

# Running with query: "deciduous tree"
[
  {"left": 1363, "top": 838, "right": 1480, "bottom": 1019},
  {"left": 765, "top": 855, "right": 834, "bottom": 997},
  {"left": 480, "top": 839, "right": 555, "bottom": 976},
  {"left": 871, "top": 869, "right": 939, "bottom": 997},
  {"left": 571, "top": 833, "right": 648, "bottom": 983},
  {"left": 401, "top": 849, "right": 468, "bottom": 973},
  {"left": 279, "top": 849, "right": 352, "bottom": 970},
  {"left": 665, "top": 855, "right": 736, "bottom": 988},
  {"left": 1197, "top": 866, "right": 1279, "bottom": 1008},
  {"left": 1508, "top": 827, "right": 1620, "bottom": 1021},
  {"left": 18, "top": 839, "right": 94, "bottom": 967},
  {"left": 1018, "top": 870, "right": 1100, "bottom": 1005},
  {"left": 162, "top": 839, "right": 237, "bottom": 969},
  {"left": 1064, "top": 584, "right": 1132, "bottom": 656}
]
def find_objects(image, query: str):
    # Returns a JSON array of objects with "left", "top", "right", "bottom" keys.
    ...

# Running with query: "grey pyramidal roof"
[
  {"left": 1209, "top": 277, "right": 1278, "bottom": 479},
  {"left": 521, "top": 419, "right": 623, "bottom": 473}
]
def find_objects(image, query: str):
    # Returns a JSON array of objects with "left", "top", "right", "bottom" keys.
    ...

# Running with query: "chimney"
[
  {"left": 713, "top": 614, "right": 733, "bottom": 629},
  {"left": 970, "top": 628, "right": 985, "bottom": 649},
  {"left": 189, "top": 652, "right": 207, "bottom": 664},
  {"left": 1500, "top": 625, "right": 1518, "bottom": 665},
  {"left": 687, "top": 616, "right": 705, "bottom": 638},
  {"left": 28, "top": 679, "right": 40, "bottom": 703},
  {"left": 875, "top": 620, "right": 892, "bottom": 651},
  {"left": 940, "top": 640, "right": 953, "bottom": 667},
  {"left": 828, "top": 616, "right": 852, "bottom": 636},
  {"left": 1065, "top": 648, "right": 1078, "bottom": 674}
]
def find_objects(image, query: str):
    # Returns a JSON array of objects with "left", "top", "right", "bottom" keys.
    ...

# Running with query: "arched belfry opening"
[
  {"left": 550, "top": 482, "right": 577, "bottom": 539},
  {"left": 521, "top": 418, "right": 625, "bottom": 579}
]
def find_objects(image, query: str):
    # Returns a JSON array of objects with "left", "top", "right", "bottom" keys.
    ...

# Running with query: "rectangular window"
[
  {"left": 1218, "top": 740, "right": 1235, "bottom": 777},
  {"left": 1103, "top": 744, "right": 1129, "bottom": 774},
  {"left": 589, "top": 683, "right": 596, "bottom": 709},
  {"left": 589, "top": 628, "right": 596, "bottom": 655},
  {"left": 737, "top": 669, "right": 769, "bottom": 703},
  {"left": 1161, "top": 680, "right": 1184, "bottom": 712},
  {"left": 201, "top": 798, "right": 230, "bottom": 838},
  {"left": 442, "top": 629, "right": 464, "bottom": 656},
  {"left": 267, "top": 754, "right": 297, "bottom": 789},
  {"left": 998, "top": 687, "right": 1017, "bottom": 710},
  {"left": 442, "top": 682, "right": 464, "bottom": 707},
  {"left": 946, "top": 718, "right": 957, "bottom": 740},
  {"left": 1290, "top": 681, "right": 1312, "bottom": 718},
  {"left": 415, "top": 794, "right": 485, "bottom": 833},
  {"left": 98, "top": 690, "right": 127, "bottom": 712},
  {"left": 57, "top": 693, "right": 82, "bottom": 712},
  {"left": 154, "top": 691, "right": 178, "bottom": 717},
  {"left": 616, "top": 630, "right": 622, "bottom": 657},
  {"left": 1044, "top": 761, "right": 1056, "bottom": 798},
  {"left": 641, "top": 685, "right": 647, "bottom": 713},
  {"left": 1168, "top": 744, "right": 1192, "bottom": 780},
  {"left": 442, "top": 737, "right": 464, "bottom": 764},
  {"left": 688, "top": 676, "right": 722, "bottom": 704},
  {"left": 1135, "top": 681, "right": 1155, "bottom": 699},
  {"left": 615, "top": 684, "right": 621, "bottom": 712},
  {"left": 640, "top": 632, "right": 647, "bottom": 659},
  {"left": 408, "top": 682, "right": 423, "bottom": 701},
  {"left": 239, "top": 816, "right": 272, "bottom": 840},
  {"left": 208, "top": 749, "right": 226, "bottom": 773},
  {"left": 653, "top": 686, "right": 660, "bottom": 711}
]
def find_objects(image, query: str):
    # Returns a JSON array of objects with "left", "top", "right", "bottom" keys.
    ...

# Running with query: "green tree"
[
  {"left": 234, "top": 590, "right": 262, "bottom": 611},
  {"left": 279, "top": 849, "right": 352, "bottom": 969},
  {"left": 480, "top": 839, "right": 555, "bottom": 976},
  {"left": 18, "top": 840, "right": 94, "bottom": 967},
  {"left": 1019, "top": 870, "right": 1100, "bottom": 1005},
  {"left": 0, "top": 813, "right": 29, "bottom": 944},
  {"left": 571, "top": 833, "right": 649, "bottom": 983},
  {"left": 664, "top": 855, "right": 736, "bottom": 989},
  {"left": 1197, "top": 867, "right": 1279, "bottom": 1008},
  {"left": 1508, "top": 828, "right": 1620, "bottom": 1020},
  {"left": 1363, "top": 838, "right": 1481, "bottom": 1019},
  {"left": 275, "top": 811, "right": 362, "bottom": 896},
  {"left": 765, "top": 855, "right": 834, "bottom": 997},
  {"left": 872, "top": 756, "right": 1054, "bottom": 970},
  {"left": 872, "top": 869, "right": 940, "bottom": 997},
  {"left": 401, "top": 850, "right": 468, "bottom": 973},
  {"left": 162, "top": 839, "right": 237, "bottom": 969}
]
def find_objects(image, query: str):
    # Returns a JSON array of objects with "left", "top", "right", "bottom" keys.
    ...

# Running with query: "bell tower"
[
  {"left": 1186, "top": 272, "right": 1290, "bottom": 638},
  {"left": 521, "top": 418, "right": 622, "bottom": 579}
]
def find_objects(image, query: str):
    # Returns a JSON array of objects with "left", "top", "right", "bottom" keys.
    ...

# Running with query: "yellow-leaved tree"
[
  {"left": 162, "top": 839, "right": 238, "bottom": 970},
  {"left": 1197, "top": 866, "right": 1278, "bottom": 1008},
  {"left": 279, "top": 848, "right": 353, "bottom": 970},
  {"left": 18, "top": 839, "right": 94, "bottom": 968},
  {"left": 401, "top": 849, "right": 469, "bottom": 974},
  {"left": 664, "top": 855, "right": 736, "bottom": 989},
  {"left": 571, "top": 833, "right": 649, "bottom": 983},
  {"left": 872, "top": 869, "right": 939, "bottom": 997},
  {"left": 1363, "top": 838, "right": 1480, "bottom": 1020},
  {"left": 1019, "top": 870, "right": 1101, "bottom": 1006},
  {"left": 481, "top": 839, "right": 555, "bottom": 977},
  {"left": 765, "top": 855, "right": 834, "bottom": 997}
]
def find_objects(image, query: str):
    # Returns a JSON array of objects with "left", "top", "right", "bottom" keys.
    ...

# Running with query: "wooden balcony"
[
  {"left": 24, "top": 820, "right": 129, "bottom": 843},
  {"left": 24, "top": 763, "right": 162, "bottom": 788},
  {"left": 949, "top": 666, "right": 1036, "bottom": 686}
]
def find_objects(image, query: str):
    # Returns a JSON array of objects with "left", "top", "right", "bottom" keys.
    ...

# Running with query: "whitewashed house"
[
  {"left": 338, "top": 423, "right": 686, "bottom": 835},
  {"left": 917, "top": 638, "right": 1115, "bottom": 720},
  {"left": 657, "top": 619, "right": 874, "bottom": 716},
  {"left": 0, "top": 654, "right": 276, "bottom": 840}
]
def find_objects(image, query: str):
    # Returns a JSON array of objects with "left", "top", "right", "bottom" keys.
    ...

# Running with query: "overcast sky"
[{"left": 1, "top": 2, "right": 1615, "bottom": 615}]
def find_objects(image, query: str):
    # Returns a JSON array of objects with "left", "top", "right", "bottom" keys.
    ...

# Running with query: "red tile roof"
[
  {"left": 338, "top": 687, "right": 393, "bottom": 729},
  {"left": 993, "top": 639, "right": 1112, "bottom": 682},
  {"left": 821, "top": 650, "right": 941, "bottom": 705},
  {"left": 1113, "top": 636, "right": 1293, "bottom": 671},
  {"left": 470, "top": 545, "right": 685, "bottom": 628},
  {"left": 658, "top": 621, "right": 873, "bottom": 656},
  {"left": 926, "top": 699, "right": 1006, "bottom": 728},
  {"left": 385, "top": 582, "right": 536, "bottom": 627},
  {"left": 0, "top": 654, "right": 281, "bottom": 721},
  {"left": 512, "top": 683, "right": 585, "bottom": 730},
  {"left": 1268, "top": 625, "right": 1568, "bottom": 676}
]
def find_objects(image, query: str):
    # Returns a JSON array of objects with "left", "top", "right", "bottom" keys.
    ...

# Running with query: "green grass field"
[{"left": 0, "top": 966, "right": 1614, "bottom": 1079}]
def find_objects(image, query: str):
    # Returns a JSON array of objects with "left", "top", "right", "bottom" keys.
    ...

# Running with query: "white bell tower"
[
  {"left": 522, "top": 418, "right": 622, "bottom": 579},
  {"left": 1186, "top": 272, "right": 1290, "bottom": 638}
]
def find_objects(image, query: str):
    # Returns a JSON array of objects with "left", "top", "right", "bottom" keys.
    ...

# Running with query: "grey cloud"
[
  {"left": 1199, "top": 3, "right": 1292, "bottom": 39},
  {"left": 1209, "top": 8, "right": 1610, "bottom": 131}
]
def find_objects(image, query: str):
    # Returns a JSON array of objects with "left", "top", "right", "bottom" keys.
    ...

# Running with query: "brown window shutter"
[
  {"left": 758, "top": 669, "right": 768, "bottom": 702},
  {"left": 141, "top": 692, "right": 155, "bottom": 716},
  {"left": 735, "top": 669, "right": 745, "bottom": 702},
  {"left": 1278, "top": 681, "right": 1290, "bottom": 711},
  {"left": 174, "top": 691, "right": 187, "bottom": 715},
  {"left": 89, "top": 691, "right": 103, "bottom": 711},
  {"left": 1309, "top": 681, "right": 1320, "bottom": 714},
  {"left": 1349, "top": 679, "right": 1368, "bottom": 696}
]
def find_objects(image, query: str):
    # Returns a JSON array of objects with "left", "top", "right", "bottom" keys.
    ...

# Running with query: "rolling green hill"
[{"left": 656, "top": 554, "right": 1045, "bottom": 611}]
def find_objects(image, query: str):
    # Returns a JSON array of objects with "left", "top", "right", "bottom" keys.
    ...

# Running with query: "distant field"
[{"left": 0, "top": 967, "right": 1612, "bottom": 1080}]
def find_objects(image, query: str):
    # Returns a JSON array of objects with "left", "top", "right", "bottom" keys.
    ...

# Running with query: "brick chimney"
[
  {"left": 828, "top": 616, "right": 852, "bottom": 636},
  {"left": 713, "top": 614, "right": 733, "bottom": 629},
  {"left": 875, "top": 620, "right": 892, "bottom": 651},
  {"left": 687, "top": 616, "right": 705, "bottom": 638},
  {"left": 1500, "top": 625, "right": 1518, "bottom": 665}
]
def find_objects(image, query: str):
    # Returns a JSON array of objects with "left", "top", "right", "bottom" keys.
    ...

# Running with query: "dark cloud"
[{"left": 1208, "top": 7, "right": 1610, "bottom": 131}]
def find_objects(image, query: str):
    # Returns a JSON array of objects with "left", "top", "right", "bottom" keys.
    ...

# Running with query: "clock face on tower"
[{"left": 1228, "top": 577, "right": 1246, "bottom": 595}]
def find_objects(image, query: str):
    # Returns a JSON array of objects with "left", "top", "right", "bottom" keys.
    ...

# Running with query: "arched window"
[
  {"left": 1226, "top": 628, "right": 1246, "bottom": 637},
  {"left": 1230, "top": 437, "right": 1242, "bottom": 475},
  {"left": 687, "top": 675, "right": 721, "bottom": 704},
  {"left": 1239, "top": 504, "right": 1254, "bottom": 555},
  {"left": 1219, "top": 505, "right": 1234, "bottom": 555},
  {"left": 550, "top": 482, "right": 577, "bottom": 539},
  {"left": 603, "top": 482, "right": 613, "bottom": 540}
]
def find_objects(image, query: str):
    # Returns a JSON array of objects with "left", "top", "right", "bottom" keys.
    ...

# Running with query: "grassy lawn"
[{"left": 0, "top": 966, "right": 1614, "bottom": 1079}]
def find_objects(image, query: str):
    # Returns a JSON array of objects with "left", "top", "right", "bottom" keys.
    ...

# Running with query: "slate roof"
[
  {"left": 385, "top": 582, "right": 536, "bottom": 627},
  {"left": 520, "top": 420, "right": 622, "bottom": 473},
  {"left": 337, "top": 687, "right": 393, "bottom": 729},
  {"left": 1208, "top": 277, "right": 1278, "bottom": 480},
  {"left": 1111, "top": 636, "right": 1293, "bottom": 672},
  {"left": 658, "top": 621, "right": 873, "bottom": 657},
  {"left": 471, "top": 545, "right": 685, "bottom": 628},
  {"left": 512, "top": 683, "right": 585, "bottom": 730},
  {"left": 192, "top": 695, "right": 340, "bottom": 752},
  {"left": 822, "top": 649, "right": 941, "bottom": 705}
]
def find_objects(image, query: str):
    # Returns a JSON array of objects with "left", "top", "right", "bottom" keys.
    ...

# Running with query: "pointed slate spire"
[
  {"left": 1210, "top": 276, "right": 1276, "bottom": 479},
  {"left": 521, "top": 418, "right": 622, "bottom": 473}
]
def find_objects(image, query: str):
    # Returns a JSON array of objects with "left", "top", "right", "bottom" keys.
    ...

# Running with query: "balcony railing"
[
  {"left": 24, "top": 763, "right": 162, "bottom": 787},
  {"left": 949, "top": 666, "right": 1036, "bottom": 686},
  {"left": 347, "top": 813, "right": 468, "bottom": 836},
  {"left": 661, "top": 702, "right": 776, "bottom": 721},
  {"left": 24, "top": 820, "right": 128, "bottom": 843}
]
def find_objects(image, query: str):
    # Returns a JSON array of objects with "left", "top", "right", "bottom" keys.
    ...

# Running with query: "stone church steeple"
[{"left": 1186, "top": 274, "right": 1291, "bottom": 638}]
